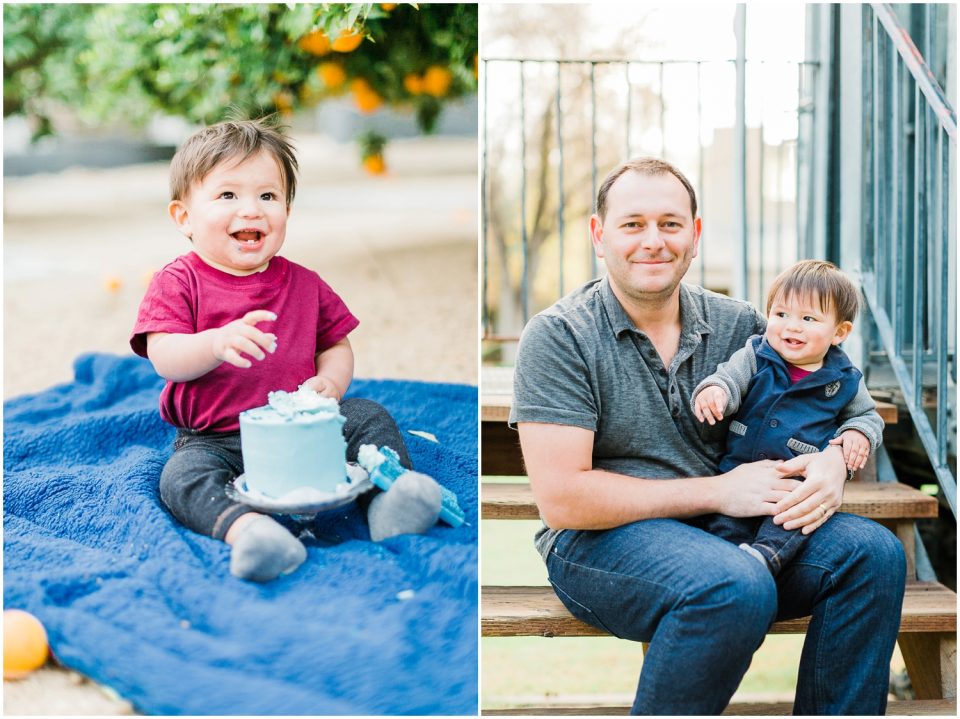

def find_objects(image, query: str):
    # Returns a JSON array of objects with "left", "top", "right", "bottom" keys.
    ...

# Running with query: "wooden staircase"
[{"left": 481, "top": 366, "right": 957, "bottom": 715}]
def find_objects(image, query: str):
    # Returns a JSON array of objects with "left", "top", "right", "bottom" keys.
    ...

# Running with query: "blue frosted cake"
[{"left": 239, "top": 386, "right": 347, "bottom": 498}]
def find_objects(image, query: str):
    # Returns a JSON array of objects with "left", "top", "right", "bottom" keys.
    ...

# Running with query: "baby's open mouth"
[
  {"left": 784, "top": 338, "right": 804, "bottom": 347},
  {"left": 232, "top": 230, "right": 264, "bottom": 244}
]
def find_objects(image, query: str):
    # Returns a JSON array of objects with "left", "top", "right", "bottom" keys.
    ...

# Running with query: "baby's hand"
[
  {"left": 693, "top": 385, "right": 729, "bottom": 425},
  {"left": 302, "top": 375, "right": 341, "bottom": 401},
  {"left": 828, "top": 429, "right": 870, "bottom": 471},
  {"left": 212, "top": 310, "right": 278, "bottom": 369}
]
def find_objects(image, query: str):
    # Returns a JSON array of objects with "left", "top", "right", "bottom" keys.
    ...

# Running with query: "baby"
[
  {"left": 131, "top": 117, "right": 442, "bottom": 583},
  {"left": 691, "top": 259, "right": 884, "bottom": 575}
]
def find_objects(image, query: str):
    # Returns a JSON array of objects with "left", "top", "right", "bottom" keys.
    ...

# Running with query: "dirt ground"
[{"left": 2, "top": 133, "right": 478, "bottom": 714}]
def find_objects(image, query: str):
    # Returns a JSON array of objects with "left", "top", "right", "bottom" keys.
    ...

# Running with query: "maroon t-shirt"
[
  {"left": 130, "top": 252, "right": 358, "bottom": 432},
  {"left": 786, "top": 363, "right": 814, "bottom": 384}
]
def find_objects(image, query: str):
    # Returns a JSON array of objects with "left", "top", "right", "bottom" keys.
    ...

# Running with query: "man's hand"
[
  {"left": 714, "top": 460, "right": 803, "bottom": 517},
  {"left": 772, "top": 445, "right": 846, "bottom": 534},
  {"left": 693, "top": 385, "right": 729, "bottom": 425},
  {"left": 211, "top": 310, "right": 278, "bottom": 369},
  {"left": 302, "top": 374, "right": 342, "bottom": 401},
  {"left": 828, "top": 429, "right": 870, "bottom": 471}
]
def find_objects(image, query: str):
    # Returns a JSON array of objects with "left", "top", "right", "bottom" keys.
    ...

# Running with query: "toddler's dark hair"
[
  {"left": 766, "top": 259, "right": 860, "bottom": 324},
  {"left": 169, "top": 116, "right": 299, "bottom": 206}
]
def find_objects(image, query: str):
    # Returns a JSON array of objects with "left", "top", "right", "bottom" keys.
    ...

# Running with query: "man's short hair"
[
  {"left": 169, "top": 116, "right": 299, "bottom": 206},
  {"left": 766, "top": 259, "right": 860, "bottom": 324},
  {"left": 596, "top": 157, "right": 698, "bottom": 221}
]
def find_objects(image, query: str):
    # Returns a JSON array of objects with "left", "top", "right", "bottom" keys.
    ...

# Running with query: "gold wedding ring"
[{"left": 819, "top": 503, "right": 828, "bottom": 516}]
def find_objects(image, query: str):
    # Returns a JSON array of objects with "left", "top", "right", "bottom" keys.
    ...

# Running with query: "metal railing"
[
  {"left": 861, "top": 3, "right": 957, "bottom": 517},
  {"left": 481, "top": 55, "right": 819, "bottom": 344}
]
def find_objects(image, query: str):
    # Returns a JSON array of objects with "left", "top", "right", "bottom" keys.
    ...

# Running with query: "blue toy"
[{"left": 358, "top": 445, "right": 466, "bottom": 527}]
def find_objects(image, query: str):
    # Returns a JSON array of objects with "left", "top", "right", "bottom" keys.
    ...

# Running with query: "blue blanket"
[{"left": 3, "top": 354, "right": 478, "bottom": 715}]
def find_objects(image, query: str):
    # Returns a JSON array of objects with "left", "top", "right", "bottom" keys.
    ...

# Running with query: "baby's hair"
[
  {"left": 766, "top": 259, "right": 860, "bottom": 324},
  {"left": 596, "top": 157, "right": 698, "bottom": 221},
  {"left": 169, "top": 115, "right": 299, "bottom": 206}
]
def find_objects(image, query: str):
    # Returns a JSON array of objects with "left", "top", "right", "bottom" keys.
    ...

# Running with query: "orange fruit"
[
  {"left": 380, "top": 3, "right": 397, "bottom": 10},
  {"left": 331, "top": 28, "right": 363, "bottom": 53},
  {"left": 4, "top": 610, "right": 49, "bottom": 679},
  {"left": 363, "top": 154, "right": 386, "bottom": 175},
  {"left": 354, "top": 91, "right": 383, "bottom": 114},
  {"left": 472, "top": 54, "right": 479, "bottom": 80},
  {"left": 317, "top": 62, "right": 346, "bottom": 89},
  {"left": 298, "top": 30, "right": 331, "bottom": 56},
  {"left": 273, "top": 91, "right": 294, "bottom": 115},
  {"left": 422, "top": 65, "right": 453, "bottom": 97},
  {"left": 403, "top": 73, "right": 423, "bottom": 95},
  {"left": 103, "top": 275, "right": 122, "bottom": 293}
]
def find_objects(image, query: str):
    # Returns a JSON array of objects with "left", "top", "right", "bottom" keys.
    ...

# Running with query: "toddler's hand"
[
  {"left": 693, "top": 386, "right": 729, "bottom": 425},
  {"left": 303, "top": 375, "right": 341, "bottom": 401},
  {"left": 828, "top": 429, "right": 870, "bottom": 471},
  {"left": 212, "top": 310, "right": 278, "bottom": 369}
]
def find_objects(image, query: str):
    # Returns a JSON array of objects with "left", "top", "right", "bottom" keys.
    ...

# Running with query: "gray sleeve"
[
  {"left": 691, "top": 337, "right": 757, "bottom": 415},
  {"left": 835, "top": 379, "right": 884, "bottom": 452},
  {"left": 509, "top": 314, "right": 598, "bottom": 431}
]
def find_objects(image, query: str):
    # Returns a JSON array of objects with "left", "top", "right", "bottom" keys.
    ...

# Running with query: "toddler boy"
[
  {"left": 691, "top": 260, "right": 884, "bottom": 575},
  {"left": 131, "top": 117, "right": 442, "bottom": 582}
]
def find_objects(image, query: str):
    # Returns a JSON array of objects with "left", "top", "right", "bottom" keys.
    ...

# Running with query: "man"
[{"left": 510, "top": 158, "right": 905, "bottom": 715}]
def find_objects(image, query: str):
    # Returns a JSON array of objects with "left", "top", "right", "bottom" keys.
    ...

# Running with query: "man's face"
[
  {"left": 590, "top": 171, "right": 701, "bottom": 305},
  {"left": 168, "top": 150, "right": 289, "bottom": 276}
]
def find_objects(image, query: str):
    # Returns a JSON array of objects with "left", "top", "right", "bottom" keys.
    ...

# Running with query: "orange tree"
[{"left": 3, "top": 3, "right": 478, "bottom": 167}]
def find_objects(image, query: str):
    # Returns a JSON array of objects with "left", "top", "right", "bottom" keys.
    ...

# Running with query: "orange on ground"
[
  {"left": 403, "top": 73, "right": 423, "bottom": 95},
  {"left": 4, "top": 610, "right": 49, "bottom": 679},
  {"left": 298, "top": 30, "right": 331, "bottom": 56},
  {"left": 331, "top": 28, "right": 363, "bottom": 53},
  {"left": 422, "top": 66, "right": 453, "bottom": 97},
  {"left": 317, "top": 62, "right": 347, "bottom": 89},
  {"left": 103, "top": 275, "right": 122, "bottom": 293},
  {"left": 363, "top": 155, "right": 386, "bottom": 175},
  {"left": 380, "top": 3, "right": 397, "bottom": 10}
]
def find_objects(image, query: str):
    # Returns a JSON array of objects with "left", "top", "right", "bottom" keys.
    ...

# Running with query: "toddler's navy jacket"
[{"left": 694, "top": 335, "right": 883, "bottom": 473}]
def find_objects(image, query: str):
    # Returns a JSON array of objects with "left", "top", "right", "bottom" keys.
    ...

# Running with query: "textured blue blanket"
[{"left": 3, "top": 354, "right": 478, "bottom": 715}]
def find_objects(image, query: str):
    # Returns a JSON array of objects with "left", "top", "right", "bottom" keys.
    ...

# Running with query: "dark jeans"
[
  {"left": 159, "top": 398, "right": 411, "bottom": 540},
  {"left": 686, "top": 512, "right": 805, "bottom": 574},
  {"left": 545, "top": 513, "right": 905, "bottom": 715}
]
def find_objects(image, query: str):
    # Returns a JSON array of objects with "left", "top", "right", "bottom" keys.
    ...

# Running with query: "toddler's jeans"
[{"left": 158, "top": 398, "right": 410, "bottom": 540}]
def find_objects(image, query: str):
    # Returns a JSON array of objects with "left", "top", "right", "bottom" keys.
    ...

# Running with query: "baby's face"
[
  {"left": 169, "top": 150, "right": 288, "bottom": 275},
  {"left": 765, "top": 292, "right": 853, "bottom": 371}
]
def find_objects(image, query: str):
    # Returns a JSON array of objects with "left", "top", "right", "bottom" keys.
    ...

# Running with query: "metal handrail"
[
  {"left": 872, "top": 3, "right": 957, "bottom": 140},
  {"left": 862, "top": 3, "right": 956, "bottom": 517}
]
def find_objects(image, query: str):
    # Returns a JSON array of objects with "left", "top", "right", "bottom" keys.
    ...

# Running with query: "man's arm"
[{"left": 519, "top": 421, "right": 802, "bottom": 530}]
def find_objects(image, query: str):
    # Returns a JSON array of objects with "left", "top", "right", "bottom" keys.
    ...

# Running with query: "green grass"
[{"left": 481, "top": 500, "right": 906, "bottom": 708}]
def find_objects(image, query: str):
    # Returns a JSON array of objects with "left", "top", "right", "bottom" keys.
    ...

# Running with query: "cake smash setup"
[
  {"left": 4, "top": 353, "right": 478, "bottom": 714},
  {"left": 229, "top": 385, "right": 465, "bottom": 526}
]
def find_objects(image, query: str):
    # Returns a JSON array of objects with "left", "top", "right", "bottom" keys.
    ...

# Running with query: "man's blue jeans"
[{"left": 545, "top": 512, "right": 906, "bottom": 715}]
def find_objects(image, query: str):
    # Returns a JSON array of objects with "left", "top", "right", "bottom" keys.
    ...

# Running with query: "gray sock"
[
  {"left": 367, "top": 471, "right": 442, "bottom": 542},
  {"left": 739, "top": 542, "right": 772, "bottom": 571},
  {"left": 229, "top": 515, "right": 307, "bottom": 582}
]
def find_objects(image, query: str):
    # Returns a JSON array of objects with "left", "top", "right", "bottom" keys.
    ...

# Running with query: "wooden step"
[
  {"left": 481, "top": 366, "right": 900, "bottom": 424},
  {"left": 481, "top": 698, "right": 958, "bottom": 715},
  {"left": 482, "top": 582, "right": 956, "bottom": 638},
  {"left": 482, "top": 481, "right": 939, "bottom": 521}
]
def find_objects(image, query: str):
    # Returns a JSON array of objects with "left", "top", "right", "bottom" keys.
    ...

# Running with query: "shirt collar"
[{"left": 600, "top": 277, "right": 713, "bottom": 339}]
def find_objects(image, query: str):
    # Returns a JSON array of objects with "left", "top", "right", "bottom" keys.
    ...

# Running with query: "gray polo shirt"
[{"left": 510, "top": 277, "right": 766, "bottom": 559}]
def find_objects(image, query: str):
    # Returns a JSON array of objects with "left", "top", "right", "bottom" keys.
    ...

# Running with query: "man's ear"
[
  {"left": 832, "top": 320, "right": 854, "bottom": 345},
  {"left": 589, "top": 214, "right": 605, "bottom": 258},
  {"left": 168, "top": 200, "right": 192, "bottom": 239},
  {"left": 691, "top": 216, "right": 702, "bottom": 259}
]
